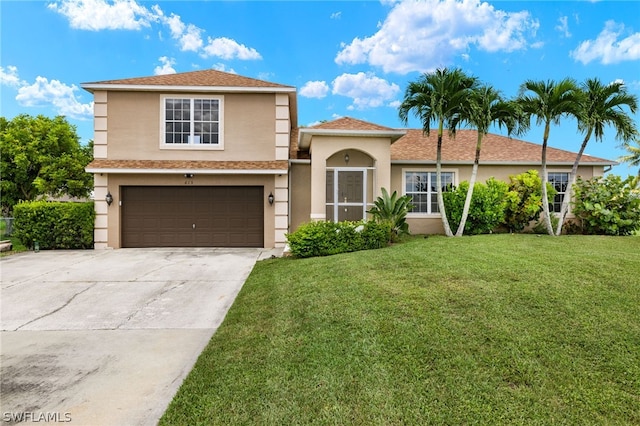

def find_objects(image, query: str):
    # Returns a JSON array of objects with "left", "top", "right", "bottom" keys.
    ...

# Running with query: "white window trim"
[
  {"left": 402, "top": 168, "right": 458, "bottom": 217},
  {"left": 546, "top": 169, "right": 572, "bottom": 216},
  {"left": 160, "top": 94, "right": 225, "bottom": 150}
]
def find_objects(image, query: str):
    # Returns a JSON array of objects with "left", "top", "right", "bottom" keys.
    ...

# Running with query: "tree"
[
  {"left": 517, "top": 79, "right": 582, "bottom": 235},
  {"left": 398, "top": 67, "right": 479, "bottom": 236},
  {"left": 0, "top": 114, "right": 93, "bottom": 215},
  {"left": 555, "top": 78, "right": 638, "bottom": 235},
  {"left": 619, "top": 139, "right": 640, "bottom": 176},
  {"left": 452, "top": 85, "right": 525, "bottom": 236}
]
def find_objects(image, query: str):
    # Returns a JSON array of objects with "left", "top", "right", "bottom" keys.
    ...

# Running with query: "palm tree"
[
  {"left": 398, "top": 68, "right": 479, "bottom": 237},
  {"left": 619, "top": 139, "right": 640, "bottom": 176},
  {"left": 453, "top": 86, "right": 526, "bottom": 236},
  {"left": 556, "top": 78, "right": 638, "bottom": 235},
  {"left": 517, "top": 78, "right": 582, "bottom": 235}
]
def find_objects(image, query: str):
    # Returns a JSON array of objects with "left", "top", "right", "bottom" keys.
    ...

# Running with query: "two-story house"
[{"left": 83, "top": 70, "right": 615, "bottom": 249}]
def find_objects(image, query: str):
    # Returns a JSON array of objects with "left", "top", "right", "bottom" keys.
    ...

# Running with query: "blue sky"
[{"left": 2, "top": 0, "right": 639, "bottom": 175}]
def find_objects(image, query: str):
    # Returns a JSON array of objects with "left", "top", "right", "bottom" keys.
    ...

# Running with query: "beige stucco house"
[{"left": 83, "top": 69, "right": 615, "bottom": 249}]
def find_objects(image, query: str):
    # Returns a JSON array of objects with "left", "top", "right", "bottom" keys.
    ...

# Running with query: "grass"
[{"left": 161, "top": 234, "right": 640, "bottom": 425}]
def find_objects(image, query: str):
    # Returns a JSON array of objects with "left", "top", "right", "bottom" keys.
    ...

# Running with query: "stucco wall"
[
  {"left": 105, "top": 91, "right": 277, "bottom": 161},
  {"left": 289, "top": 163, "right": 311, "bottom": 231}
]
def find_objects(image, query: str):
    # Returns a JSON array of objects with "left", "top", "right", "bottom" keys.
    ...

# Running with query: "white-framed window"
[
  {"left": 548, "top": 172, "right": 569, "bottom": 213},
  {"left": 404, "top": 170, "right": 455, "bottom": 215},
  {"left": 161, "top": 95, "right": 224, "bottom": 149}
]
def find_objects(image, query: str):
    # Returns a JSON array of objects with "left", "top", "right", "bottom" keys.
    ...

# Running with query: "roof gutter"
[
  {"left": 81, "top": 83, "right": 296, "bottom": 94},
  {"left": 298, "top": 128, "right": 406, "bottom": 149},
  {"left": 86, "top": 167, "right": 288, "bottom": 175},
  {"left": 391, "top": 160, "right": 619, "bottom": 167}
]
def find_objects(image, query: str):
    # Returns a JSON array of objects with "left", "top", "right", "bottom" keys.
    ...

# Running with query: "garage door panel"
[{"left": 122, "top": 186, "right": 264, "bottom": 248}]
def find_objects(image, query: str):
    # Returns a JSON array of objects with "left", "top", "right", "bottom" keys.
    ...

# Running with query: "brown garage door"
[{"left": 121, "top": 186, "right": 264, "bottom": 248}]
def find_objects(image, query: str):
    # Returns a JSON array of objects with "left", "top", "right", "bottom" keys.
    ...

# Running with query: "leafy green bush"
[
  {"left": 13, "top": 201, "right": 95, "bottom": 249},
  {"left": 286, "top": 220, "right": 392, "bottom": 258},
  {"left": 572, "top": 175, "right": 640, "bottom": 236},
  {"left": 367, "top": 188, "right": 413, "bottom": 241},
  {"left": 503, "top": 170, "right": 557, "bottom": 232},
  {"left": 444, "top": 177, "right": 510, "bottom": 235}
]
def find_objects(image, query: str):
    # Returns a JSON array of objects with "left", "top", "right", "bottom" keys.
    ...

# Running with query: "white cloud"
[
  {"left": 202, "top": 37, "right": 262, "bottom": 60},
  {"left": 48, "top": 0, "right": 155, "bottom": 31},
  {"left": 212, "top": 63, "right": 237, "bottom": 74},
  {"left": 571, "top": 20, "right": 640, "bottom": 65},
  {"left": 16, "top": 76, "right": 93, "bottom": 120},
  {"left": 335, "top": 0, "right": 539, "bottom": 74},
  {"left": 555, "top": 16, "right": 571, "bottom": 38},
  {"left": 300, "top": 81, "right": 330, "bottom": 98},
  {"left": 0, "top": 65, "right": 25, "bottom": 87},
  {"left": 330, "top": 11, "right": 342, "bottom": 19},
  {"left": 154, "top": 56, "right": 176, "bottom": 75},
  {"left": 331, "top": 72, "right": 400, "bottom": 110},
  {"left": 50, "top": 1, "right": 262, "bottom": 62},
  {"left": 257, "top": 72, "right": 275, "bottom": 81},
  {"left": 161, "top": 13, "right": 203, "bottom": 52}
]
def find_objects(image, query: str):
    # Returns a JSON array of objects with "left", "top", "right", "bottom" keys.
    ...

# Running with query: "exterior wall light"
[
  {"left": 344, "top": 152, "right": 350, "bottom": 164},
  {"left": 105, "top": 191, "right": 113, "bottom": 206},
  {"left": 268, "top": 192, "right": 275, "bottom": 205}
]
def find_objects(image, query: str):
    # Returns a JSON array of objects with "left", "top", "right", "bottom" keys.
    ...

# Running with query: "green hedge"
[
  {"left": 286, "top": 220, "right": 392, "bottom": 258},
  {"left": 13, "top": 201, "right": 95, "bottom": 249}
]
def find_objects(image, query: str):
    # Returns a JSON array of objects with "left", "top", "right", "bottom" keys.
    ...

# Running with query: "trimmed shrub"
[
  {"left": 571, "top": 175, "right": 640, "bottom": 236},
  {"left": 286, "top": 220, "right": 392, "bottom": 258},
  {"left": 444, "top": 177, "right": 510, "bottom": 235},
  {"left": 13, "top": 201, "right": 95, "bottom": 249}
]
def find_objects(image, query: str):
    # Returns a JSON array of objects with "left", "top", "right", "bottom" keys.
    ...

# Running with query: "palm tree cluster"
[{"left": 399, "top": 68, "right": 639, "bottom": 236}]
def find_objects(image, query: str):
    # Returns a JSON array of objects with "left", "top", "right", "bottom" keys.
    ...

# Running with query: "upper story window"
[
  {"left": 162, "top": 96, "right": 223, "bottom": 149},
  {"left": 404, "top": 170, "right": 455, "bottom": 214},
  {"left": 548, "top": 172, "right": 569, "bottom": 213}
]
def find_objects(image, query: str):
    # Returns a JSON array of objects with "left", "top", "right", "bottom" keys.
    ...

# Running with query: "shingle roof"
[
  {"left": 391, "top": 129, "right": 614, "bottom": 164},
  {"left": 290, "top": 126, "right": 615, "bottom": 164},
  {"left": 86, "top": 159, "right": 289, "bottom": 172},
  {"left": 309, "top": 117, "right": 396, "bottom": 131},
  {"left": 82, "top": 69, "right": 294, "bottom": 89}
]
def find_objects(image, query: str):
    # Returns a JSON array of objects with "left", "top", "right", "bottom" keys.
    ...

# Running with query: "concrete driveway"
[{"left": 0, "top": 248, "right": 278, "bottom": 425}]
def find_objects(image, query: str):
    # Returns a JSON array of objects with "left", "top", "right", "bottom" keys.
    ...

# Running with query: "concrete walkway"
[{"left": 0, "top": 248, "right": 278, "bottom": 425}]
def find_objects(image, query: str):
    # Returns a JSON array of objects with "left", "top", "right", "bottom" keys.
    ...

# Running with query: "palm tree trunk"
[
  {"left": 456, "top": 133, "right": 483, "bottom": 236},
  {"left": 436, "top": 124, "right": 453, "bottom": 237},
  {"left": 555, "top": 129, "right": 592, "bottom": 235},
  {"left": 540, "top": 123, "right": 554, "bottom": 236}
]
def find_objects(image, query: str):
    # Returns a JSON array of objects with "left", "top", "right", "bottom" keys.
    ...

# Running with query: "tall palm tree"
[
  {"left": 517, "top": 78, "right": 582, "bottom": 235},
  {"left": 453, "top": 86, "right": 526, "bottom": 236},
  {"left": 398, "top": 68, "right": 479, "bottom": 237},
  {"left": 619, "top": 139, "right": 640, "bottom": 176},
  {"left": 556, "top": 78, "right": 638, "bottom": 235}
]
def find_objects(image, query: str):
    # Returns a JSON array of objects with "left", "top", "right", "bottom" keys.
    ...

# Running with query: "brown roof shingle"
[
  {"left": 83, "top": 69, "right": 294, "bottom": 89},
  {"left": 86, "top": 159, "right": 289, "bottom": 171},
  {"left": 391, "top": 129, "right": 614, "bottom": 164},
  {"left": 310, "top": 117, "right": 396, "bottom": 131}
]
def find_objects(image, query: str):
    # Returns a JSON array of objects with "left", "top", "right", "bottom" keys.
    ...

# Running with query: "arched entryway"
[{"left": 325, "top": 150, "right": 375, "bottom": 222}]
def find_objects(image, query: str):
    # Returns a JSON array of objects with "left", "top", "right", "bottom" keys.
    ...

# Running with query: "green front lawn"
[{"left": 161, "top": 235, "right": 640, "bottom": 425}]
